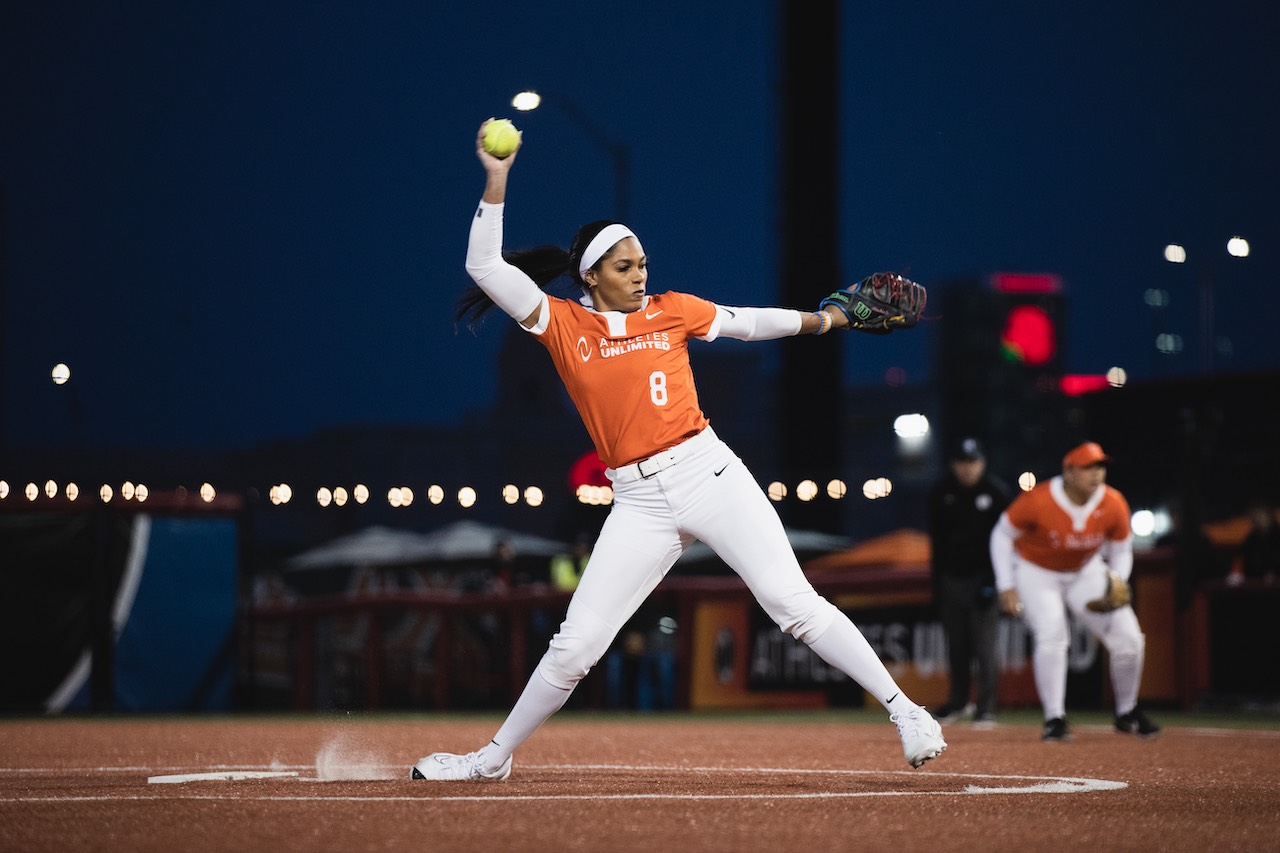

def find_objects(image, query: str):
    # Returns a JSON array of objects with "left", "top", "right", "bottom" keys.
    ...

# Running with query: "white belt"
[{"left": 611, "top": 427, "right": 717, "bottom": 482}]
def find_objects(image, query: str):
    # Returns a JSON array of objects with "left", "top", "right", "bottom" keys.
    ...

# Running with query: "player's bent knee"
[
  {"left": 1028, "top": 615, "right": 1070, "bottom": 648},
  {"left": 1105, "top": 630, "right": 1145, "bottom": 659},
  {"left": 1033, "top": 634, "right": 1070, "bottom": 654},
  {"left": 536, "top": 610, "right": 617, "bottom": 688},
  {"left": 781, "top": 596, "right": 839, "bottom": 645},
  {"left": 536, "top": 645, "right": 594, "bottom": 689}
]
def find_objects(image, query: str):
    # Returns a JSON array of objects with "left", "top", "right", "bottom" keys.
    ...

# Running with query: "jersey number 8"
[{"left": 649, "top": 371, "right": 668, "bottom": 406}]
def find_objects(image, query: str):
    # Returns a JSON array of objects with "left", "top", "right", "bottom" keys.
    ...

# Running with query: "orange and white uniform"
[
  {"left": 532, "top": 290, "right": 716, "bottom": 469},
  {"left": 993, "top": 477, "right": 1133, "bottom": 584},
  {"left": 408, "top": 135, "right": 948, "bottom": 781},
  {"left": 989, "top": 476, "right": 1143, "bottom": 722}
]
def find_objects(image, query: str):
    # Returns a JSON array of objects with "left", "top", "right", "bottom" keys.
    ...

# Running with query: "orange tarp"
[
  {"left": 804, "top": 528, "right": 930, "bottom": 573},
  {"left": 1202, "top": 510, "right": 1280, "bottom": 548}
]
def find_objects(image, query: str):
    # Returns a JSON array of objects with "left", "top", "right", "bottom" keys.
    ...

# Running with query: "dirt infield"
[{"left": 2, "top": 711, "right": 1278, "bottom": 852}]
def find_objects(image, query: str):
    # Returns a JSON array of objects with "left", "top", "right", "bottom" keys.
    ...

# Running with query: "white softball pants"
[
  {"left": 486, "top": 427, "right": 906, "bottom": 765},
  {"left": 1015, "top": 557, "right": 1146, "bottom": 720}
]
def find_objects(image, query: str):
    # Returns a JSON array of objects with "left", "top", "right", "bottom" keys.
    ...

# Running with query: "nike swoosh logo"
[
  {"left": 645, "top": 310, "right": 663, "bottom": 319},
  {"left": 714, "top": 464, "right": 729, "bottom": 477}
]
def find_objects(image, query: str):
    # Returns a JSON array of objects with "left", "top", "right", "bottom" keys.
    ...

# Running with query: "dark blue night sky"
[{"left": 4, "top": 1, "right": 1278, "bottom": 452}]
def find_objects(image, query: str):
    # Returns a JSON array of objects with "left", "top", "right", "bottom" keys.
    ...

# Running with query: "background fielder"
[{"left": 990, "top": 441, "right": 1161, "bottom": 741}]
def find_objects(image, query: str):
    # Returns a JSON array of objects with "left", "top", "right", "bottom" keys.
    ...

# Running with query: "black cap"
[{"left": 949, "top": 437, "right": 985, "bottom": 461}]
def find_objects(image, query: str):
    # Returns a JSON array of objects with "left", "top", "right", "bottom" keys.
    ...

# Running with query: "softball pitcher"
[
  {"left": 410, "top": 120, "right": 946, "bottom": 781},
  {"left": 990, "top": 441, "right": 1161, "bottom": 741}
]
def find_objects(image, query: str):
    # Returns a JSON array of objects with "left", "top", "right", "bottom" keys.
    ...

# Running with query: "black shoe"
[
  {"left": 1041, "top": 717, "right": 1069, "bottom": 741},
  {"left": 934, "top": 702, "right": 975, "bottom": 725},
  {"left": 1115, "top": 708, "right": 1161, "bottom": 738}
]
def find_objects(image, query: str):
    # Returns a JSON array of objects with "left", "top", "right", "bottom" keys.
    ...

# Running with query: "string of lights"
[{"left": 1, "top": 475, "right": 909, "bottom": 510}]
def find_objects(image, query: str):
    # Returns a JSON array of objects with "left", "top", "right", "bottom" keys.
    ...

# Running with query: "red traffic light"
[{"left": 1000, "top": 304, "right": 1056, "bottom": 366}]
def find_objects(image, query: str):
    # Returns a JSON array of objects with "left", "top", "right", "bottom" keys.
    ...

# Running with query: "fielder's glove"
[
  {"left": 1085, "top": 570, "right": 1132, "bottom": 613},
  {"left": 819, "top": 272, "right": 927, "bottom": 335}
]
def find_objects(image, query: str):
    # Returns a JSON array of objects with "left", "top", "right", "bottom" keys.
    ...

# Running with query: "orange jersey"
[
  {"left": 1003, "top": 477, "right": 1131, "bottom": 571},
  {"left": 534, "top": 291, "right": 718, "bottom": 468}
]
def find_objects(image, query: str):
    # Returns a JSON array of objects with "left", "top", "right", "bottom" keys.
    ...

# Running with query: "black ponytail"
[
  {"left": 454, "top": 220, "right": 624, "bottom": 332},
  {"left": 455, "top": 245, "right": 569, "bottom": 330}
]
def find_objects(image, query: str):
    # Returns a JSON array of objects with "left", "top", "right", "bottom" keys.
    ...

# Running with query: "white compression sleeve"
[
  {"left": 704, "top": 305, "right": 805, "bottom": 342},
  {"left": 464, "top": 201, "right": 545, "bottom": 323},
  {"left": 989, "top": 514, "right": 1019, "bottom": 592},
  {"left": 1102, "top": 537, "right": 1134, "bottom": 582}
]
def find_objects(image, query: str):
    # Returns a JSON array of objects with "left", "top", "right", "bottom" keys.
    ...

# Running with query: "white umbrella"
[
  {"left": 675, "top": 527, "right": 851, "bottom": 565},
  {"left": 284, "top": 525, "right": 439, "bottom": 571},
  {"left": 284, "top": 521, "right": 570, "bottom": 571},
  {"left": 412, "top": 519, "right": 569, "bottom": 560}
]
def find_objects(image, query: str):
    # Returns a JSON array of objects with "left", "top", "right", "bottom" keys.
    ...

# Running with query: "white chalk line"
[
  {"left": 0, "top": 764, "right": 314, "bottom": 775},
  {"left": 0, "top": 763, "right": 1126, "bottom": 802},
  {"left": 149, "top": 771, "right": 299, "bottom": 784}
]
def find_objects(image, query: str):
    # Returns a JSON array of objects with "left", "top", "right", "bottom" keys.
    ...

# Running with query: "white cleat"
[
  {"left": 891, "top": 706, "right": 948, "bottom": 769},
  {"left": 410, "top": 750, "right": 513, "bottom": 782}
]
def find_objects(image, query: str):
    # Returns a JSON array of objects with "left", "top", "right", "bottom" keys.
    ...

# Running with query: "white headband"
[{"left": 578, "top": 223, "right": 642, "bottom": 279}]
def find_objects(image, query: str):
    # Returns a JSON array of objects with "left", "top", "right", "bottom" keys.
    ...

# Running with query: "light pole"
[{"left": 512, "top": 90, "right": 631, "bottom": 222}]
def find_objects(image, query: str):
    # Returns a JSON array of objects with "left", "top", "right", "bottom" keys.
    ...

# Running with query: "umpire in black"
[{"left": 927, "top": 437, "right": 1013, "bottom": 726}]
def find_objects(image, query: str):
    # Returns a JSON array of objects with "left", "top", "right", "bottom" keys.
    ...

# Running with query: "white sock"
[
  {"left": 1034, "top": 643, "right": 1068, "bottom": 720},
  {"left": 806, "top": 614, "right": 912, "bottom": 713},
  {"left": 1110, "top": 651, "right": 1143, "bottom": 717},
  {"left": 484, "top": 669, "right": 573, "bottom": 770}
]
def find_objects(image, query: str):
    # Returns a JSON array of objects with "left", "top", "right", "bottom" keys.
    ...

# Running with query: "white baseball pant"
[
  {"left": 1014, "top": 557, "right": 1146, "bottom": 720},
  {"left": 486, "top": 427, "right": 906, "bottom": 764}
]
